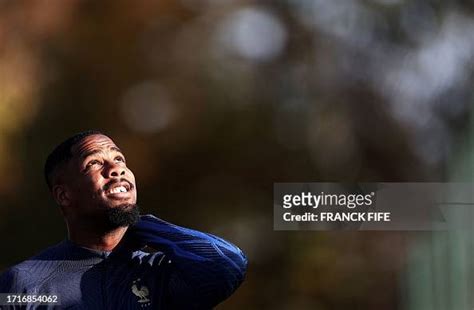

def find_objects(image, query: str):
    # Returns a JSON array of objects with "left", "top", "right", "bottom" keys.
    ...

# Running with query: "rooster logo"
[{"left": 132, "top": 278, "right": 151, "bottom": 306}]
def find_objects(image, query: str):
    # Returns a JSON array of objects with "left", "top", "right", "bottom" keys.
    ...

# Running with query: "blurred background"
[{"left": 0, "top": 0, "right": 473, "bottom": 309}]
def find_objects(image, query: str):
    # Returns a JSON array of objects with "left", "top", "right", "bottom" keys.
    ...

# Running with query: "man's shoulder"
[
  {"left": 29, "top": 239, "right": 72, "bottom": 259},
  {"left": 0, "top": 263, "right": 29, "bottom": 292},
  {"left": 0, "top": 243, "right": 61, "bottom": 276},
  {"left": 0, "top": 241, "right": 68, "bottom": 292},
  {"left": 7, "top": 241, "right": 67, "bottom": 269}
]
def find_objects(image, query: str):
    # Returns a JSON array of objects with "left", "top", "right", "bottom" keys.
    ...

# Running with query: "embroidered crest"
[{"left": 132, "top": 278, "right": 151, "bottom": 307}]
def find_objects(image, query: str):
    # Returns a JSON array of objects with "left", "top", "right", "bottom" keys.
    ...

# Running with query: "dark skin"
[{"left": 51, "top": 134, "right": 137, "bottom": 251}]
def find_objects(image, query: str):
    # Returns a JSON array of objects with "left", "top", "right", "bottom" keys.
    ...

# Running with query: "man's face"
[{"left": 62, "top": 134, "right": 138, "bottom": 224}]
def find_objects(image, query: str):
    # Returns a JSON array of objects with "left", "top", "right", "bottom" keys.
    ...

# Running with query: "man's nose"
[{"left": 105, "top": 162, "right": 125, "bottom": 178}]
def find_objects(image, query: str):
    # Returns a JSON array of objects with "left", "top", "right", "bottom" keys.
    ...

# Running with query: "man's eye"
[
  {"left": 115, "top": 156, "right": 125, "bottom": 163},
  {"left": 86, "top": 160, "right": 101, "bottom": 167}
]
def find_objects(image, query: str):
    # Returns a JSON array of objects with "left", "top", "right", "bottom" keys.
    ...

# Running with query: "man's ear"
[{"left": 52, "top": 184, "right": 71, "bottom": 207}]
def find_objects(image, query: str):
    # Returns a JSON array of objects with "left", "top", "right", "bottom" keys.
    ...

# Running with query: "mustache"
[{"left": 101, "top": 178, "right": 134, "bottom": 192}]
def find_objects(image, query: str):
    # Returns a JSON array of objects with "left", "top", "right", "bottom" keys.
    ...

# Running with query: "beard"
[{"left": 103, "top": 203, "right": 140, "bottom": 230}]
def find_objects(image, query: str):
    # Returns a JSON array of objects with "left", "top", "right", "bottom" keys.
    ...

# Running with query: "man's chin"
[{"left": 104, "top": 203, "right": 140, "bottom": 229}]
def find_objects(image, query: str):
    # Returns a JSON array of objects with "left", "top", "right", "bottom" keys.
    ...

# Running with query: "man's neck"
[{"left": 67, "top": 224, "right": 128, "bottom": 252}]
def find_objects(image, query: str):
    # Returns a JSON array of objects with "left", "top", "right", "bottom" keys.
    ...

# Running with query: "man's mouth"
[
  {"left": 104, "top": 181, "right": 133, "bottom": 197},
  {"left": 106, "top": 185, "right": 128, "bottom": 195}
]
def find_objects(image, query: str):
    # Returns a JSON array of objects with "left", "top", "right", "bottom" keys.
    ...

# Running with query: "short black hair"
[{"left": 44, "top": 130, "right": 105, "bottom": 190}]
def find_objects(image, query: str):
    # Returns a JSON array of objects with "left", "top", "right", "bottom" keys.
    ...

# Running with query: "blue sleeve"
[{"left": 127, "top": 214, "right": 248, "bottom": 309}]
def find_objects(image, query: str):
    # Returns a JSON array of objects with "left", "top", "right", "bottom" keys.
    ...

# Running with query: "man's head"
[{"left": 44, "top": 131, "right": 139, "bottom": 230}]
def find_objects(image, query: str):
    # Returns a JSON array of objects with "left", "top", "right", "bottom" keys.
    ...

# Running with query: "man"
[{"left": 0, "top": 131, "right": 248, "bottom": 309}]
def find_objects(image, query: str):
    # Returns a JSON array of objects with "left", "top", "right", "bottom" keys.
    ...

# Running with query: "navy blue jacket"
[{"left": 0, "top": 215, "right": 248, "bottom": 309}]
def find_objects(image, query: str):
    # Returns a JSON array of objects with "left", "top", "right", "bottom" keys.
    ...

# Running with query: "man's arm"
[{"left": 127, "top": 214, "right": 248, "bottom": 309}]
